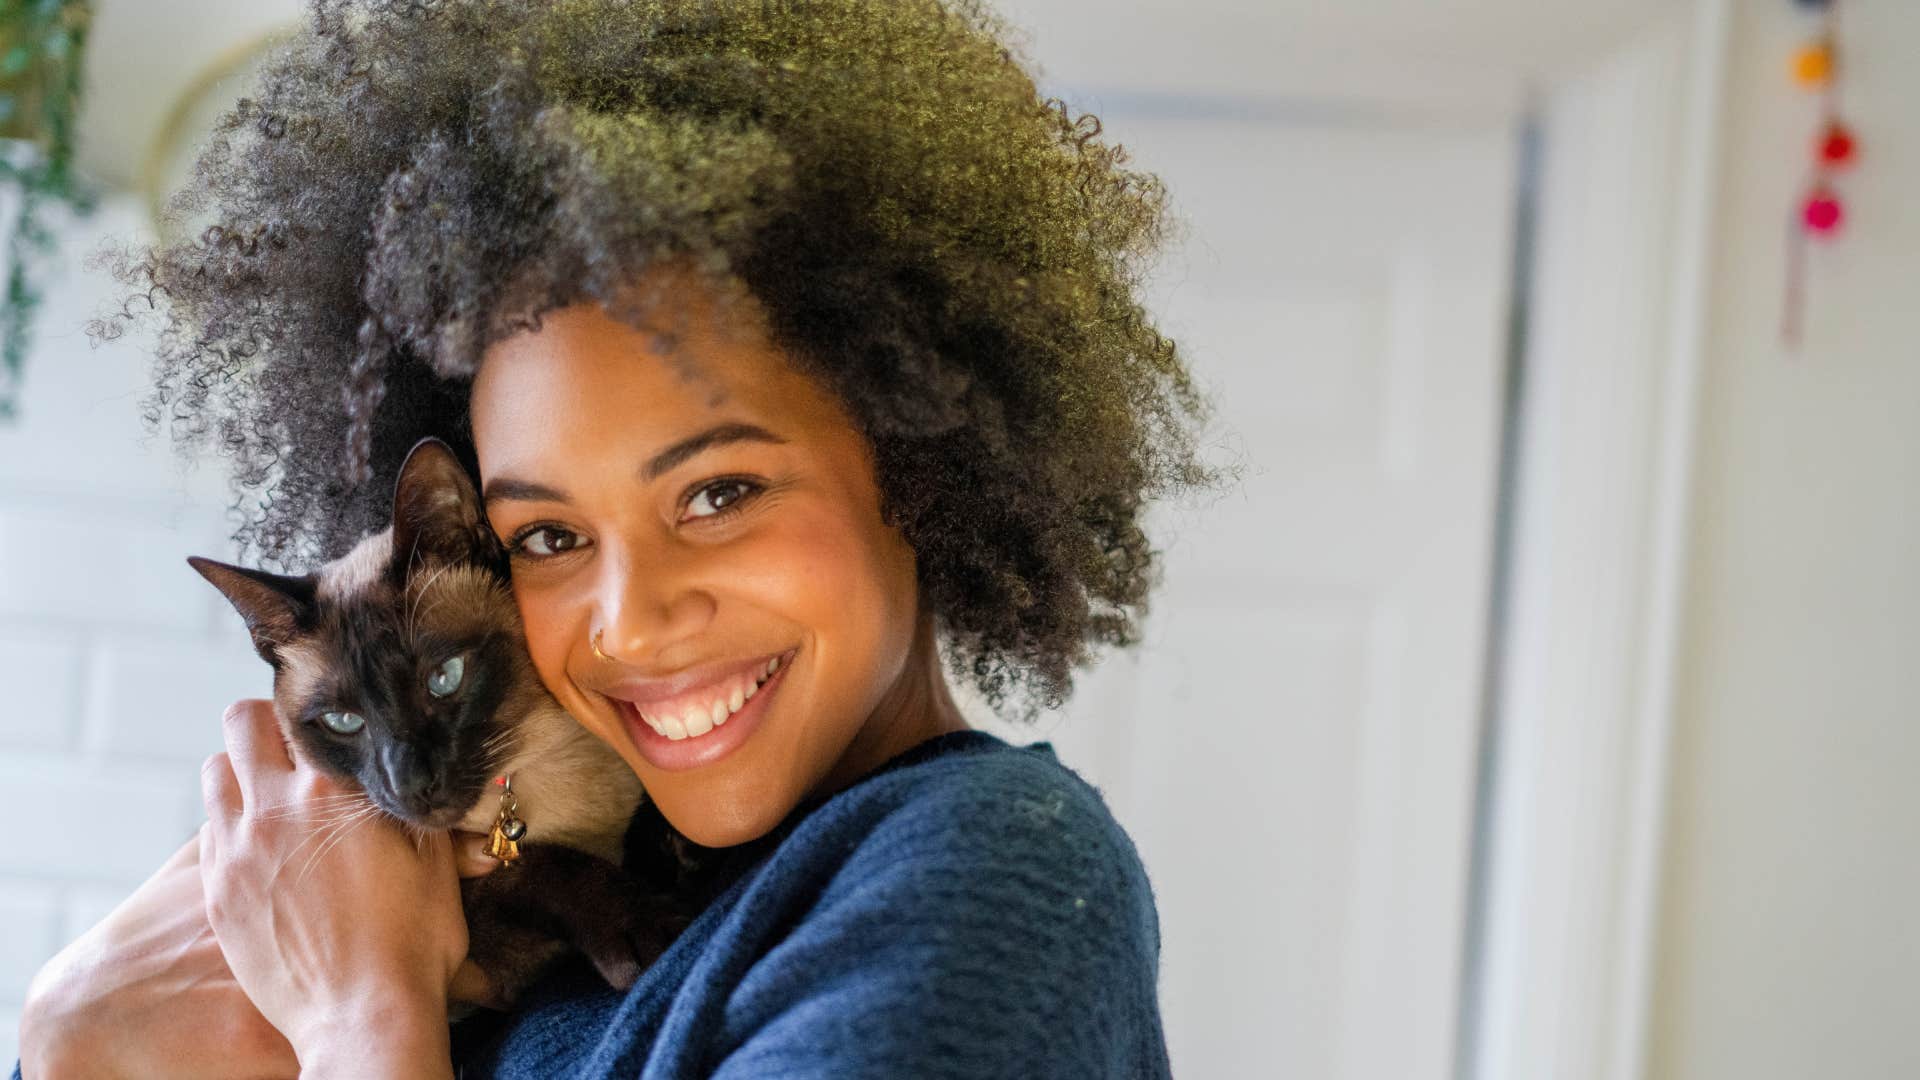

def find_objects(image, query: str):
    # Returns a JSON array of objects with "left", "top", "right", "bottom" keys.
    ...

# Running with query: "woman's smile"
[
  {"left": 606, "top": 647, "right": 791, "bottom": 740},
  {"left": 610, "top": 646, "right": 798, "bottom": 772}
]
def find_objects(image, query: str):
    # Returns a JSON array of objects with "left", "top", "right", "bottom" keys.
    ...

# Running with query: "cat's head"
[{"left": 190, "top": 437, "right": 545, "bottom": 829}]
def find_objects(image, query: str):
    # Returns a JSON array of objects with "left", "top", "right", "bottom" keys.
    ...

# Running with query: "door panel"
[{"left": 968, "top": 112, "right": 1515, "bottom": 1079}]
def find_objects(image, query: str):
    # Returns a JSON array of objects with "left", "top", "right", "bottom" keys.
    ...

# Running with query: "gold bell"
[{"left": 486, "top": 775, "right": 526, "bottom": 864}]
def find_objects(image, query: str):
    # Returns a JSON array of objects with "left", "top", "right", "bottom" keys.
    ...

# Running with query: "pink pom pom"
[{"left": 1803, "top": 189, "right": 1844, "bottom": 234}]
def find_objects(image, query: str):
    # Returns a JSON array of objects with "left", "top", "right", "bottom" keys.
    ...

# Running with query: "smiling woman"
[{"left": 17, "top": 0, "right": 1213, "bottom": 1076}]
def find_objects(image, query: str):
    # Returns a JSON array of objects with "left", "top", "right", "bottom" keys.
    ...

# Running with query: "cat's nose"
[{"left": 378, "top": 744, "right": 445, "bottom": 813}]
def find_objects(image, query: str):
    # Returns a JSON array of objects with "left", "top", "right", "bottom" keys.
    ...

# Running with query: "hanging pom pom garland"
[{"left": 1782, "top": 0, "right": 1856, "bottom": 346}]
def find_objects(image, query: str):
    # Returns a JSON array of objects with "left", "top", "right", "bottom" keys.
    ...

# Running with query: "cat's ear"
[
  {"left": 390, "top": 436, "right": 501, "bottom": 577},
  {"left": 188, "top": 556, "right": 316, "bottom": 665}
]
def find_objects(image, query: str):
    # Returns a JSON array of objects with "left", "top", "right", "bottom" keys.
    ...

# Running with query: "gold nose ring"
[{"left": 591, "top": 628, "right": 613, "bottom": 663}]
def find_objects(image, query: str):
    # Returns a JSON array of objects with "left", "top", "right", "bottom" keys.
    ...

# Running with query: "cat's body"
[{"left": 192, "top": 438, "right": 703, "bottom": 1006}]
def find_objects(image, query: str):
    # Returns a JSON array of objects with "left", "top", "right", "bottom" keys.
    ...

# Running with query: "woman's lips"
[
  {"left": 603, "top": 648, "right": 787, "bottom": 713},
  {"left": 614, "top": 647, "right": 796, "bottom": 772}
]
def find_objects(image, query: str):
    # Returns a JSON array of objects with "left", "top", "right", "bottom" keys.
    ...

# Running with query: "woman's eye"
[
  {"left": 321, "top": 710, "right": 365, "bottom": 735},
  {"left": 512, "top": 525, "right": 586, "bottom": 558},
  {"left": 685, "top": 479, "right": 760, "bottom": 520},
  {"left": 427, "top": 655, "right": 465, "bottom": 698}
]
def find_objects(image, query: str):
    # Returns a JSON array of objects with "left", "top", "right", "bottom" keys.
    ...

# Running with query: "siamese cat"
[{"left": 190, "top": 437, "right": 703, "bottom": 1008}]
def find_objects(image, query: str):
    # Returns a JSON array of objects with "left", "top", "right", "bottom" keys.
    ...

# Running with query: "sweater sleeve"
[{"left": 703, "top": 761, "right": 1171, "bottom": 1080}]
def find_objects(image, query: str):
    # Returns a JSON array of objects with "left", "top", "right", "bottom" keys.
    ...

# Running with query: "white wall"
[
  {"left": 0, "top": 198, "right": 267, "bottom": 1067},
  {"left": 1650, "top": 2, "right": 1920, "bottom": 1077}
]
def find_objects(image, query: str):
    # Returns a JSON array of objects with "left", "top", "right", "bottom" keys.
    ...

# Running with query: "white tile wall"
[
  {"left": 0, "top": 884, "right": 60, "bottom": 1006},
  {"left": 0, "top": 197, "right": 260, "bottom": 1060},
  {"left": 0, "top": 1009, "right": 18, "bottom": 1078},
  {"left": 0, "top": 630, "right": 83, "bottom": 753}
]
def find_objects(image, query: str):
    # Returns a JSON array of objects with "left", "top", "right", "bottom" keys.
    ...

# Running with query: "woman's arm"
[
  {"left": 194, "top": 699, "right": 471, "bottom": 1079},
  {"left": 17, "top": 829, "right": 503, "bottom": 1080},
  {"left": 18, "top": 831, "right": 300, "bottom": 1080},
  {"left": 18, "top": 699, "right": 507, "bottom": 1080}
]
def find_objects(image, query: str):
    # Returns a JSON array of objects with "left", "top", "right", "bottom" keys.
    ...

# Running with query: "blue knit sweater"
[
  {"left": 451, "top": 728, "right": 1170, "bottom": 1077},
  {"left": 11, "top": 729, "right": 1170, "bottom": 1079}
]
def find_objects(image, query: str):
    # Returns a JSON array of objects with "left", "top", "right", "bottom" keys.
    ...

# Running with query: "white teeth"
[{"left": 638, "top": 655, "right": 787, "bottom": 741}]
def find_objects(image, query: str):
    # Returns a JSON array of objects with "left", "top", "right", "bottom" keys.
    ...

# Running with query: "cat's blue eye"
[
  {"left": 321, "top": 710, "right": 365, "bottom": 735},
  {"left": 427, "top": 654, "right": 465, "bottom": 698}
]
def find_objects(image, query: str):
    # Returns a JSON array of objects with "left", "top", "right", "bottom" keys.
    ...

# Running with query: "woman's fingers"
[
  {"left": 202, "top": 752, "right": 244, "bottom": 820},
  {"left": 221, "top": 699, "right": 292, "bottom": 797},
  {"left": 454, "top": 830, "right": 504, "bottom": 878},
  {"left": 196, "top": 817, "right": 215, "bottom": 872},
  {"left": 448, "top": 958, "right": 502, "bottom": 1008}
]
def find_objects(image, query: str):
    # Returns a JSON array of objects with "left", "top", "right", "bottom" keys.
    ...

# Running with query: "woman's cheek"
[
  {"left": 782, "top": 507, "right": 916, "bottom": 690},
  {"left": 737, "top": 511, "right": 863, "bottom": 627},
  {"left": 511, "top": 576, "right": 584, "bottom": 703}
]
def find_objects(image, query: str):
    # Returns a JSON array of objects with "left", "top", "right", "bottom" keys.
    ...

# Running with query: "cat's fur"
[{"left": 190, "top": 437, "right": 701, "bottom": 1006}]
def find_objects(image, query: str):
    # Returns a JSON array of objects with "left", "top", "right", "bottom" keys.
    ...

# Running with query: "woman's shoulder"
[
  {"left": 687, "top": 730, "right": 1171, "bottom": 1077},
  {"left": 829, "top": 726, "right": 1125, "bottom": 828},
  {"left": 813, "top": 729, "right": 1150, "bottom": 888},
  {"left": 766, "top": 727, "right": 1163, "bottom": 961}
]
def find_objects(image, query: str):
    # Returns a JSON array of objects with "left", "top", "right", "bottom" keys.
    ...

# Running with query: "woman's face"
[{"left": 468, "top": 278, "right": 937, "bottom": 848}]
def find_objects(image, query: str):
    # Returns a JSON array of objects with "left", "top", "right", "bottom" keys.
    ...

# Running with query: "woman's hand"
[
  {"left": 196, "top": 699, "right": 471, "bottom": 1078},
  {"left": 18, "top": 830, "right": 300, "bottom": 1080}
]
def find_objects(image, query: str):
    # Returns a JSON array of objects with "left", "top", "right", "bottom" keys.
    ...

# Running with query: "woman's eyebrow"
[
  {"left": 482, "top": 476, "right": 571, "bottom": 505},
  {"left": 641, "top": 422, "right": 787, "bottom": 481},
  {"left": 482, "top": 422, "right": 787, "bottom": 506}
]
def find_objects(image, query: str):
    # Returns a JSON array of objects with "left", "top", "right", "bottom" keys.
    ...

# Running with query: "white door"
[{"left": 973, "top": 109, "right": 1516, "bottom": 1079}]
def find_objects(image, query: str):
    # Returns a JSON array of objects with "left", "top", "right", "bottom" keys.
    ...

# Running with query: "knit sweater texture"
[{"left": 10, "top": 729, "right": 1171, "bottom": 1079}]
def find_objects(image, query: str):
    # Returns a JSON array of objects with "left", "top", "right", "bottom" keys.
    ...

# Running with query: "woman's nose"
[{"left": 592, "top": 539, "right": 717, "bottom": 665}]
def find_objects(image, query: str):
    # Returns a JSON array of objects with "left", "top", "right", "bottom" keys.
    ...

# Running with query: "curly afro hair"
[{"left": 91, "top": 0, "right": 1216, "bottom": 720}]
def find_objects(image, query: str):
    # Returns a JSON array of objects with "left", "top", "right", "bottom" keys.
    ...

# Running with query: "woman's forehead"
[{"left": 468, "top": 295, "right": 851, "bottom": 476}]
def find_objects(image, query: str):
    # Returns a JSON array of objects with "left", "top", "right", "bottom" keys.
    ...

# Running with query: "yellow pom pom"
[{"left": 1792, "top": 42, "right": 1834, "bottom": 86}]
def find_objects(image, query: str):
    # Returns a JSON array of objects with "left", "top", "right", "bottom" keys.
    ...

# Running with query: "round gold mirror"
[{"left": 137, "top": 25, "right": 296, "bottom": 248}]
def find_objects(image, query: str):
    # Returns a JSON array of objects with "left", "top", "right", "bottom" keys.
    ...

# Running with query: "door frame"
[{"left": 1462, "top": 2, "right": 1730, "bottom": 1079}]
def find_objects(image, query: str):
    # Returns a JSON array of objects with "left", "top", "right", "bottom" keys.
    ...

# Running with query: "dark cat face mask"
[{"left": 191, "top": 437, "right": 561, "bottom": 830}]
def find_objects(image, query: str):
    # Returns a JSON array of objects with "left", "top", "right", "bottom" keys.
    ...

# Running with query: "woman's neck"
[{"left": 812, "top": 613, "right": 970, "bottom": 801}]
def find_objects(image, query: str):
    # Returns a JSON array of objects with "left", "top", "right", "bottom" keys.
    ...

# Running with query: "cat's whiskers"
[
  {"left": 293, "top": 803, "right": 384, "bottom": 889},
  {"left": 276, "top": 802, "right": 375, "bottom": 884},
  {"left": 413, "top": 821, "right": 433, "bottom": 852},
  {"left": 252, "top": 793, "right": 377, "bottom": 822},
  {"left": 404, "top": 526, "right": 427, "bottom": 589},
  {"left": 266, "top": 806, "right": 380, "bottom": 859},
  {"left": 252, "top": 791, "right": 372, "bottom": 807},
  {"left": 481, "top": 727, "right": 526, "bottom": 780},
  {"left": 261, "top": 799, "right": 380, "bottom": 822},
  {"left": 411, "top": 587, "right": 464, "bottom": 641},
  {"left": 250, "top": 788, "right": 368, "bottom": 804},
  {"left": 405, "top": 559, "right": 457, "bottom": 643}
]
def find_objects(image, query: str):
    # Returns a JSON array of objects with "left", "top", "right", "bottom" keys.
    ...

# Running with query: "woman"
[{"left": 18, "top": 0, "right": 1212, "bottom": 1075}]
